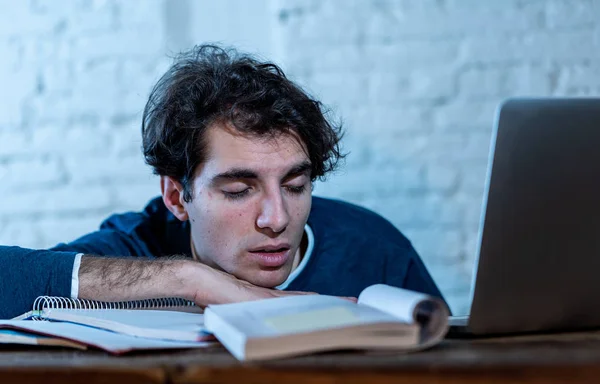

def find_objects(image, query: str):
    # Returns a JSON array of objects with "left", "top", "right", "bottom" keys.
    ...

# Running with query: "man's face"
[{"left": 183, "top": 123, "right": 312, "bottom": 287}]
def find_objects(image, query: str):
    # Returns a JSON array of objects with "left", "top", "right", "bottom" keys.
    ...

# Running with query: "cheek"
[
  {"left": 221, "top": 207, "right": 254, "bottom": 234},
  {"left": 290, "top": 194, "right": 312, "bottom": 223},
  {"left": 189, "top": 193, "right": 229, "bottom": 242},
  {"left": 198, "top": 196, "right": 257, "bottom": 240},
  {"left": 189, "top": 196, "right": 255, "bottom": 262}
]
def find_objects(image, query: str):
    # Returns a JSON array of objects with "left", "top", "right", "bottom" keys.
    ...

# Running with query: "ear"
[{"left": 160, "top": 176, "right": 189, "bottom": 221}]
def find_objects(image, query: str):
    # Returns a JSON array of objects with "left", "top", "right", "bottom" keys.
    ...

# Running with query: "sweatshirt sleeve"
[{"left": 0, "top": 246, "right": 77, "bottom": 319}]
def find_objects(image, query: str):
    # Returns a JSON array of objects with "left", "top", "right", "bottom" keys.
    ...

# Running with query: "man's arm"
[
  {"left": 57, "top": 226, "right": 312, "bottom": 305},
  {"left": 0, "top": 245, "right": 310, "bottom": 319},
  {"left": 77, "top": 255, "right": 312, "bottom": 306}
]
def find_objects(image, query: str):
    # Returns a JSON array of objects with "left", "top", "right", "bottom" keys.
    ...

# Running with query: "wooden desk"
[{"left": 2, "top": 331, "right": 600, "bottom": 383}]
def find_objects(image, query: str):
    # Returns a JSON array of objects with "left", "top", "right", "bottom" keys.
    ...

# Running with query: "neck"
[
  {"left": 191, "top": 238, "right": 199, "bottom": 262},
  {"left": 292, "top": 230, "right": 308, "bottom": 271}
]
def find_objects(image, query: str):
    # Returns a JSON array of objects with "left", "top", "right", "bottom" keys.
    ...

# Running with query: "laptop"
[{"left": 449, "top": 98, "right": 600, "bottom": 337}]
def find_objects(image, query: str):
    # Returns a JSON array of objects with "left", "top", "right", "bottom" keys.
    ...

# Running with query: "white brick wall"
[
  {"left": 0, "top": 0, "right": 167, "bottom": 250},
  {"left": 275, "top": 0, "right": 600, "bottom": 314},
  {"left": 1, "top": 0, "right": 599, "bottom": 314}
]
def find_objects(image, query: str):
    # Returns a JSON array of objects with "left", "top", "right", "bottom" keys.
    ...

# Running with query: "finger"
[
  {"left": 292, "top": 291, "right": 317, "bottom": 295},
  {"left": 279, "top": 290, "right": 317, "bottom": 296},
  {"left": 340, "top": 296, "right": 358, "bottom": 303}
]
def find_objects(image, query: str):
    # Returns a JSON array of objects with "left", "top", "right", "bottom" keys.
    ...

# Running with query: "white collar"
[{"left": 276, "top": 223, "right": 314, "bottom": 290}]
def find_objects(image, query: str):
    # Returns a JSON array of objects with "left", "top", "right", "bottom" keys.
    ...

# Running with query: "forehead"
[{"left": 202, "top": 122, "right": 309, "bottom": 172}]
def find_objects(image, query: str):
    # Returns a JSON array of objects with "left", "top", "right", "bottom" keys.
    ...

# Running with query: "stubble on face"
[{"left": 183, "top": 122, "right": 312, "bottom": 287}]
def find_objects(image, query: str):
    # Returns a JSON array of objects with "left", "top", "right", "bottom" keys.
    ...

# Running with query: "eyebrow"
[{"left": 210, "top": 161, "right": 312, "bottom": 185}]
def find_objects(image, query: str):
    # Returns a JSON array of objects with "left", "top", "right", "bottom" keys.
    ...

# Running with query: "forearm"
[
  {"left": 78, "top": 256, "right": 207, "bottom": 304},
  {"left": 78, "top": 255, "right": 313, "bottom": 308}
]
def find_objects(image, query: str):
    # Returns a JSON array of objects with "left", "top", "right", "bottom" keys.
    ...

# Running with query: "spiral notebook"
[
  {"left": 30, "top": 296, "right": 199, "bottom": 315},
  {"left": 14, "top": 296, "right": 213, "bottom": 343}
]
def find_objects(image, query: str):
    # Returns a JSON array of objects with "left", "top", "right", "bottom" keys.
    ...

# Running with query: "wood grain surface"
[{"left": 2, "top": 331, "right": 600, "bottom": 383}]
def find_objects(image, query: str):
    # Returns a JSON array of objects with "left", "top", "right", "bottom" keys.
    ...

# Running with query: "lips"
[{"left": 248, "top": 243, "right": 291, "bottom": 268}]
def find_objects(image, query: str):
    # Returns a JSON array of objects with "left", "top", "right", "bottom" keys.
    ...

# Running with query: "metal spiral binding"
[{"left": 31, "top": 296, "right": 195, "bottom": 320}]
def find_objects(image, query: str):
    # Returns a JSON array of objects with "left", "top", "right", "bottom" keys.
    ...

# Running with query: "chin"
[{"left": 247, "top": 270, "right": 289, "bottom": 288}]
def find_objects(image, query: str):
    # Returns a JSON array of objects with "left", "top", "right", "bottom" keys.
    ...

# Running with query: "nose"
[{"left": 256, "top": 190, "right": 290, "bottom": 234}]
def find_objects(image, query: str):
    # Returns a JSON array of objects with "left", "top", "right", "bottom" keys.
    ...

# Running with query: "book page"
[
  {"left": 358, "top": 284, "right": 431, "bottom": 323},
  {"left": 206, "top": 295, "right": 400, "bottom": 338},
  {"left": 358, "top": 284, "right": 449, "bottom": 346},
  {"left": 263, "top": 306, "right": 363, "bottom": 333}
]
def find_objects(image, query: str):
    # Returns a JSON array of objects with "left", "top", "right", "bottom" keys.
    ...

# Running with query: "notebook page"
[
  {"left": 0, "top": 321, "right": 213, "bottom": 354},
  {"left": 0, "top": 329, "right": 39, "bottom": 343},
  {"left": 0, "top": 329, "right": 87, "bottom": 349},
  {"left": 41, "top": 309, "right": 210, "bottom": 341}
]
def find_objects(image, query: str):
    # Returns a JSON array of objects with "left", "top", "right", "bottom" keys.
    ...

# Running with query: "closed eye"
[
  {"left": 223, "top": 188, "right": 250, "bottom": 200},
  {"left": 285, "top": 184, "right": 307, "bottom": 195}
]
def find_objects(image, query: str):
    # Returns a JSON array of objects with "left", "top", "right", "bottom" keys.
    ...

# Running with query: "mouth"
[{"left": 248, "top": 244, "right": 291, "bottom": 268}]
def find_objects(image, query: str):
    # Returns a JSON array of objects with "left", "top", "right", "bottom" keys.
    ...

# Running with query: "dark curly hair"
[{"left": 141, "top": 44, "right": 344, "bottom": 202}]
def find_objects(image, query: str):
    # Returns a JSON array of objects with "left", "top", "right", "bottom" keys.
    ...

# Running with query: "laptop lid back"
[{"left": 469, "top": 98, "right": 600, "bottom": 335}]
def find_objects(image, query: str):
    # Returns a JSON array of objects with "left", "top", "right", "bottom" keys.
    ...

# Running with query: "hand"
[{"left": 186, "top": 262, "right": 316, "bottom": 306}]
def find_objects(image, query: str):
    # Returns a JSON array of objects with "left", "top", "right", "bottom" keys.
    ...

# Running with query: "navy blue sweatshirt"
[{"left": 0, "top": 196, "right": 445, "bottom": 319}]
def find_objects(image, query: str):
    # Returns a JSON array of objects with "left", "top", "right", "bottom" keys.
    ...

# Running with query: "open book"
[{"left": 205, "top": 284, "right": 449, "bottom": 361}]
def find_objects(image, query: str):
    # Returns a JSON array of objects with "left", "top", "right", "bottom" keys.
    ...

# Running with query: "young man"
[{"left": 0, "top": 45, "right": 444, "bottom": 319}]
